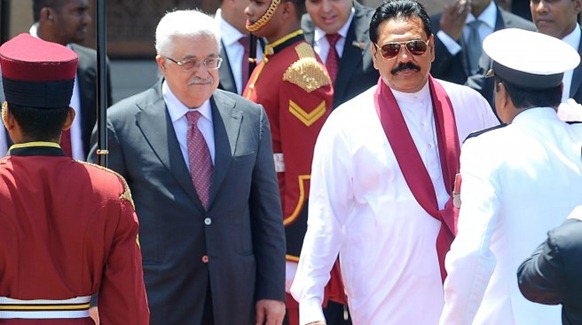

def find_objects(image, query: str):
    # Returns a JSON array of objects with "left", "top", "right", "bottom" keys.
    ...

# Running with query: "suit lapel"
[
  {"left": 135, "top": 84, "right": 204, "bottom": 210},
  {"left": 219, "top": 41, "right": 238, "bottom": 94},
  {"left": 302, "top": 14, "right": 316, "bottom": 45},
  {"left": 335, "top": 3, "right": 369, "bottom": 97},
  {"left": 208, "top": 91, "right": 240, "bottom": 204}
]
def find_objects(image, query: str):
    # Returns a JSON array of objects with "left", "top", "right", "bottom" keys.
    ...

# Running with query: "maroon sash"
[{"left": 374, "top": 76, "right": 460, "bottom": 282}]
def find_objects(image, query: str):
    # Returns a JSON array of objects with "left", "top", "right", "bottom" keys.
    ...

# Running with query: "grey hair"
[{"left": 155, "top": 9, "right": 222, "bottom": 56}]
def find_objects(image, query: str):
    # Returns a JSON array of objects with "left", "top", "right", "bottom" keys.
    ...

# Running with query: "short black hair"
[
  {"left": 284, "top": 0, "right": 306, "bottom": 21},
  {"left": 32, "top": 0, "right": 66, "bottom": 22},
  {"left": 369, "top": 0, "right": 432, "bottom": 44},
  {"left": 8, "top": 104, "right": 69, "bottom": 141},
  {"left": 495, "top": 77, "right": 562, "bottom": 109}
]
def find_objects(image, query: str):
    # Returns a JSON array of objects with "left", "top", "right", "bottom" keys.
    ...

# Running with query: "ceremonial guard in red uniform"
[
  {"left": 243, "top": 0, "right": 344, "bottom": 323},
  {"left": 0, "top": 34, "right": 149, "bottom": 324}
]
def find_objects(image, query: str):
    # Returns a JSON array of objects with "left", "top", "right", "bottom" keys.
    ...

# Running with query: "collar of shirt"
[
  {"left": 162, "top": 80, "right": 213, "bottom": 123},
  {"left": 562, "top": 23, "right": 581, "bottom": 50},
  {"left": 390, "top": 81, "right": 431, "bottom": 105},
  {"left": 466, "top": 1, "right": 496, "bottom": 30}
]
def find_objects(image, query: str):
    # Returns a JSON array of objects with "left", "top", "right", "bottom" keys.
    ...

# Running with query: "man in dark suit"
[
  {"left": 302, "top": 0, "right": 379, "bottom": 109},
  {"left": 215, "top": 0, "right": 263, "bottom": 95},
  {"left": 518, "top": 206, "right": 582, "bottom": 325},
  {"left": 531, "top": 0, "right": 582, "bottom": 104},
  {"left": 88, "top": 9, "right": 286, "bottom": 325},
  {"left": 430, "top": 0, "right": 535, "bottom": 86},
  {"left": 32, "top": 0, "right": 112, "bottom": 160}
]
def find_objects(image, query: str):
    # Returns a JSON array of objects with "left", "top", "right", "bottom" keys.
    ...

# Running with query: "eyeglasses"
[
  {"left": 165, "top": 56, "right": 223, "bottom": 71},
  {"left": 374, "top": 40, "right": 429, "bottom": 59}
]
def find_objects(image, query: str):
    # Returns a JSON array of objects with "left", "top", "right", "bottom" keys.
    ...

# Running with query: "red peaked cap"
[{"left": 0, "top": 33, "right": 78, "bottom": 108}]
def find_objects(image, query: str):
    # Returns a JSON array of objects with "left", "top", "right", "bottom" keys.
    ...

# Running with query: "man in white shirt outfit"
[{"left": 290, "top": 1, "right": 499, "bottom": 324}]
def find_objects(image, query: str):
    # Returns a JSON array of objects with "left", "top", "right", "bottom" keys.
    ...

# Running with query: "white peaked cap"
[{"left": 483, "top": 28, "right": 581, "bottom": 89}]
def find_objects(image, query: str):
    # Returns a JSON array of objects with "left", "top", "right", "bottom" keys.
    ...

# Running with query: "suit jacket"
[
  {"left": 567, "top": 32, "right": 582, "bottom": 103},
  {"left": 431, "top": 6, "right": 535, "bottom": 86},
  {"left": 88, "top": 80, "right": 286, "bottom": 325},
  {"left": 0, "top": 44, "right": 112, "bottom": 157},
  {"left": 72, "top": 44, "right": 112, "bottom": 157},
  {"left": 518, "top": 217, "right": 582, "bottom": 325},
  {"left": 218, "top": 41, "right": 238, "bottom": 94},
  {"left": 218, "top": 38, "right": 264, "bottom": 95},
  {"left": 302, "top": 1, "right": 379, "bottom": 108}
]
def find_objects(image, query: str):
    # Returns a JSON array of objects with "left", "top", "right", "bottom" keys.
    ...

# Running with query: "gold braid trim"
[
  {"left": 246, "top": 0, "right": 281, "bottom": 32},
  {"left": 79, "top": 161, "right": 135, "bottom": 209},
  {"left": 283, "top": 43, "right": 332, "bottom": 93}
]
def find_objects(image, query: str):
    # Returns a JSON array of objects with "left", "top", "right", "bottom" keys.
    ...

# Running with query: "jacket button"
[
  {"left": 204, "top": 217, "right": 212, "bottom": 225},
  {"left": 202, "top": 255, "right": 209, "bottom": 263}
]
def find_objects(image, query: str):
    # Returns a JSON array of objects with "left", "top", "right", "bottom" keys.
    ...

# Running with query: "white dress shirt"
[
  {"left": 440, "top": 108, "right": 582, "bottom": 325},
  {"left": 290, "top": 79, "right": 499, "bottom": 325},
  {"left": 162, "top": 81, "right": 215, "bottom": 169}
]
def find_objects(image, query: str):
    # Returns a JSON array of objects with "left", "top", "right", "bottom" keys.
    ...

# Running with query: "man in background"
[
  {"left": 531, "top": 0, "right": 582, "bottom": 103},
  {"left": 31, "top": 0, "right": 112, "bottom": 160},
  {"left": 302, "top": 0, "right": 379, "bottom": 109},
  {"left": 215, "top": 0, "right": 263, "bottom": 95}
]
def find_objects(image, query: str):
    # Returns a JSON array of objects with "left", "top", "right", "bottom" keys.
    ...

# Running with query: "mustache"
[
  {"left": 391, "top": 62, "right": 421, "bottom": 74},
  {"left": 189, "top": 77, "right": 213, "bottom": 85}
]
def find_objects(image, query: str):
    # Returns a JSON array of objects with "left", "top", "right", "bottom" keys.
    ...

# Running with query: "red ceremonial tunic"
[
  {"left": 244, "top": 32, "right": 347, "bottom": 315},
  {"left": 0, "top": 143, "right": 149, "bottom": 324},
  {"left": 243, "top": 31, "right": 333, "bottom": 260}
]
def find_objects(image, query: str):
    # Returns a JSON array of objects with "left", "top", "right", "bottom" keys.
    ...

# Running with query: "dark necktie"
[
  {"left": 186, "top": 111, "right": 213, "bottom": 209},
  {"left": 466, "top": 20, "right": 483, "bottom": 74},
  {"left": 60, "top": 129, "right": 72, "bottom": 157},
  {"left": 325, "top": 33, "right": 341, "bottom": 83},
  {"left": 239, "top": 35, "right": 250, "bottom": 90}
]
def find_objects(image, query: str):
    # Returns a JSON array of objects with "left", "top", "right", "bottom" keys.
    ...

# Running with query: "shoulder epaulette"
[
  {"left": 463, "top": 123, "right": 507, "bottom": 143},
  {"left": 79, "top": 161, "right": 135, "bottom": 209},
  {"left": 283, "top": 42, "right": 331, "bottom": 93}
]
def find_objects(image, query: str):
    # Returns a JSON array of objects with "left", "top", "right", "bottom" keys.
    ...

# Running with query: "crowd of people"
[{"left": 0, "top": 0, "right": 581, "bottom": 324}]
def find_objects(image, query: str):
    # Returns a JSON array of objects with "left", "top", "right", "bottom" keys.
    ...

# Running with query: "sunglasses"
[{"left": 374, "top": 40, "right": 430, "bottom": 59}]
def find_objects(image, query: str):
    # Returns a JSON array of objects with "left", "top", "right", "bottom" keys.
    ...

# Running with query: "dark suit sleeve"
[
  {"left": 430, "top": 34, "right": 458, "bottom": 79},
  {"left": 249, "top": 105, "right": 286, "bottom": 302},
  {"left": 517, "top": 234, "right": 565, "bottom": 305}
]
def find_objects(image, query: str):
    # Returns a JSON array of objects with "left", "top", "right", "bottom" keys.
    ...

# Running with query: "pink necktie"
[
  {"left": 186, "top": 111, "right": 213, "bottom": 209},
  {"left": 239, "top": 36, "right": 250, "bottom": 89},
  {"left": 60, "top": 129, "right": 72, "bottom": 157},
  {"left": 325, "top": 33, "right": 341, "bottom": 83}
]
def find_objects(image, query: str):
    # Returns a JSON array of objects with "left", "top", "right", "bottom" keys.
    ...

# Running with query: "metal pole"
[
  {"left": 96, "top": 0, "right": 108, "bottom": 167},
  {"left": 248, "top": 33, "right": 257, "bottom": 77}
]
